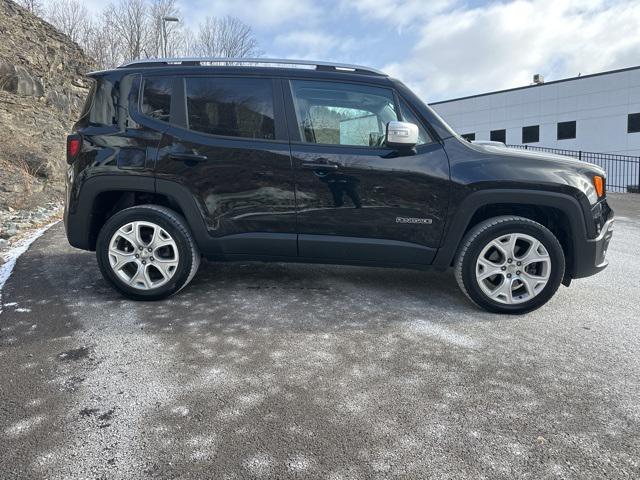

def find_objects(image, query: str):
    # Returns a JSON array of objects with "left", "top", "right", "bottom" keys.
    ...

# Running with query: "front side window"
[
  {"left": 142, "top": 77, "right": 172, "bottom": 122},
  {"left": 186, "top": 77, "right": 275, "bottom": 140},
  {"left": 398, "top": 98, "right": 432, "bottom": 145},
  {"left": 291, "top": 80, "right": 398, "bottom": 147}
]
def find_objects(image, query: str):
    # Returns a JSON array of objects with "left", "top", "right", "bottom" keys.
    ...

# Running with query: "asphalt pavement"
[{"left": 0, "top": 194, "right": 638, "bottom": 479}]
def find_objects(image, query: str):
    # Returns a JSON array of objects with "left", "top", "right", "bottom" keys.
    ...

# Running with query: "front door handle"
[
  {"left": 169, "top": 152, "right": 208, "bottom": 162},
  {"left": 301, "top": 162, "right": 339, "bottom": 170}
]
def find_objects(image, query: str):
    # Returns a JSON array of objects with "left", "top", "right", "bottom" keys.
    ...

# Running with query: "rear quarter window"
[
  {"left": 89, "top": 77, "right": 118, "bottom": 126},
  {"left": 141, "top": 77, "right": 173, "bottom": 122}
]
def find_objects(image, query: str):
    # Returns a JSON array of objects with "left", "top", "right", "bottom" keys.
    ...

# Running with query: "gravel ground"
[
  {"left": 0, "top": 203, "right": 61, "bottom": 256},
  {"left": 0, "top": 194, "right": 638, "bottom": 479}
]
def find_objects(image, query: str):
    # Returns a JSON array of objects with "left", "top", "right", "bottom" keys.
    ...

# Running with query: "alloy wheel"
[
  {"left": 475, "top": 233, "right": 551, "bottom": 304},
  {"left": 108, "top": 221, "right": 179, "bottom": 290}
]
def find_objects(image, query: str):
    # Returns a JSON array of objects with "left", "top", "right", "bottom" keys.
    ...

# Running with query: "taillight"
[{"left": 67, "top": 135, "right": 81, "bottom": 164}]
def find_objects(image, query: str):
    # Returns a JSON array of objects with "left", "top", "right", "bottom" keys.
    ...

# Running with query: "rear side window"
[
  {"left": 142, "top": 77, "right": 172, "bottom": 122},
  {"left": 185, "top": 77, "right": 275, "bottom": 140}
]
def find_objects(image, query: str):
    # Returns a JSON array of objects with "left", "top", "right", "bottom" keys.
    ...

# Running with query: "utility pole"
[{"left": 161, "top": 16, "right": 180, "bottom": 57}]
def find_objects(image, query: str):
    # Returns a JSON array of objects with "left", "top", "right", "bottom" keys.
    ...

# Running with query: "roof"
[{"left": 430, "top": 64, "right": 640, "bottom": 105}]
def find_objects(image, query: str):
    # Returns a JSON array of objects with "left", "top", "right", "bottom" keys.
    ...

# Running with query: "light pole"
[{"left": 161, "top": 16, "right": 180, "bottom": 57}]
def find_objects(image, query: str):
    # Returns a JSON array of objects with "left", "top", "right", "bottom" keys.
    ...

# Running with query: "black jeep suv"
[{"left": 64, "top": 58, "right": 614, "bottom": 314}]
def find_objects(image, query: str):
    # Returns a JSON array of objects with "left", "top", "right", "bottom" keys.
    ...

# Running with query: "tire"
[
  {"left": 96, "top": 205, "right": 200, "bottom": 301},
  {"left": 454, "top": 216, "right": 565, "bottom": 314}
]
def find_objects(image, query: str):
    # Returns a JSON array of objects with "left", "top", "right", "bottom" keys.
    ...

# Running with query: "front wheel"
[
  {"left": 96, "top": 205, "right": 200, "bottom": 300},
  {"left": 454, "top": 216, "right": 565, "bottom": 314}
]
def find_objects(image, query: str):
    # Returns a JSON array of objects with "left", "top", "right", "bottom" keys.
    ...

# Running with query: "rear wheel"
[
  {"left": 454, "top": 216, "right": 565, "bottom": 314},
  {"left": 96, "top": 205, "right": 200, "bottom": 300}
]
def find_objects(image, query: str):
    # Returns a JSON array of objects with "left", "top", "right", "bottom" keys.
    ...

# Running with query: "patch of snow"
[
  {"left": 0, "top": 221, "right": 58, "bottom": 315},
  {"left": 4, "top": 415, "right": 46, "bottom": 437},
  {"left": 243, "top": 453, "right": 275, "bottom": 477},
  {"left": 287, "top": 454, "right": 313, "bottom": 473},
  {"left": 404, "top": 320, "right": 479, "bottom": 348}
]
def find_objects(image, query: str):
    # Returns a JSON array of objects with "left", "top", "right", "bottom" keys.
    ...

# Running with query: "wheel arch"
[
  {"left": 66, "top": 176, "right": 208, "bottom": 251},
  {"left": 433, "top": 189, "right": 589, "bottom": 279}
]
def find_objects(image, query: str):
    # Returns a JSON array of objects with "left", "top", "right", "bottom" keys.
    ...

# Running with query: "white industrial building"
[{"left": 430, "top": 66, "right": 640, "bottom": 157}]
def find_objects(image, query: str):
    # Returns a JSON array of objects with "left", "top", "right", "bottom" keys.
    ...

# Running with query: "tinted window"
[
  {"left": 557, "top": 121, "right": 576, "bottom": 140},
  {"left": 398, "top": 98, "right": 432, "bottom": 145},
  {"left": 88, "top": 77, "right": 118, "bottom": 126},
  {"left": 291, "top": 80, "right": 398, "bottom": 146},
  {"left": 628, "top": 113, "right": 640, "bottom": 133},
  {"left": 461, "top": 133, "right": 475, "bottom": 141},
  {"left": 186, "top": 77, "right": 275, "bottom": 140},
  {"left": 142, "top": 77, "right": 172, "bottom": 122},
  {"left": 522, "top": 125, "right": 539, "bottom": 143},
  {"left": 490, "top": 129, "right": 506, "bottom": 143}
]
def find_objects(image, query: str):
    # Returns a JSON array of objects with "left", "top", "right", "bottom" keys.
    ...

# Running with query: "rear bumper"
[
  {"left": 64, "top": 207, "right": 93, "bottom": 251},
  {"left": 572, "top": 215, "right": 614, "bottom": 279}
]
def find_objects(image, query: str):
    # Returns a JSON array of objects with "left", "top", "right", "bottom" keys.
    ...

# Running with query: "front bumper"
[{"left": 572, "top": 215, "right": 614, "bottom": 279}]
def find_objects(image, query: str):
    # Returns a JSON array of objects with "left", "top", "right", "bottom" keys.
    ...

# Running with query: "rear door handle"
[
  {"left": 301, "top": 162, "right": 339, "bottom": 170},
  {"left": 169, "top": 153, "right": 208, "bottom": 162}
]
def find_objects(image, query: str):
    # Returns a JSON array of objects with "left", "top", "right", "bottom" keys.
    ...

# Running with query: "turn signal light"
[{"left": 593, "top": 175, "right": 605, "bottom": 198}]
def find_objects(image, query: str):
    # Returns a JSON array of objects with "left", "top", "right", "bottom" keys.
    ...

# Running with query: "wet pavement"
[{"left": 0, "top": 194, "right": 638, "bottom": 479}]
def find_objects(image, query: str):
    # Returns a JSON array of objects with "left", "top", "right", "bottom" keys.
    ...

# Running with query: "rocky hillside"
[{"left": 0, "top": 0, "right": 93, "bottom": 211}]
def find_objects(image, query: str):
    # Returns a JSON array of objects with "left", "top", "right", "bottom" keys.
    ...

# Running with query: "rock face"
[{"left": 0, "top": 0, "right": 93, "bottom": 210}]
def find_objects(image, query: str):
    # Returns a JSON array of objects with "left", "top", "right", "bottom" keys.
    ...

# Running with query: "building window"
[
  {"left": 461, "top": 133, "right": 475, "bottom": 141},
  {"left": 628, "top": 113, "right": 640, "bottom": 133},
  {"left": 557, "top": 121, "right": 576, "bottom": 140},
  {"left": 522, "top": 125, "right": 539, "bottom": 144},
  {"left": 490, "top": 129, "right": 506, "bottom": 143}
]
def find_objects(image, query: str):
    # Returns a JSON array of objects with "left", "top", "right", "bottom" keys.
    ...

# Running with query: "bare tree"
[
  {"left": 192, "top": 16, "right": 260, "bottom": 58},
  {"left": 147, "top": 0, "right": 182, "bottom": 57},
  {"left": 15, "top": 0, "right": 262, "bottom": 69},
  {"left": 103, "top": 0, "right": 149, "bottom": 62},
  {"left": 83, "top": 14, "right": 122, "bottom": 70},
  {"left": 16, "top": 0, "right": 44, "bottom": 16},
  {"left": 45, "top": 0, "right": 91, "bottom": 45}
]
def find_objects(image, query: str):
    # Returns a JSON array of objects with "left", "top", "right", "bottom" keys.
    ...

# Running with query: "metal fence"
[{"left": 507, "top": 144, "right": 640, "bottom": 193}]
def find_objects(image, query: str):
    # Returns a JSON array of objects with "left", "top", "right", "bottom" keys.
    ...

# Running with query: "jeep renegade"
[{"left": 64, "top": 58, "right": 614, "bottom": 314}]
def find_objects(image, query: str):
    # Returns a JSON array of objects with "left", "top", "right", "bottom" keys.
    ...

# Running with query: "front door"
[
  {"left": 284, "top": 78, "right": 450, "bottom": 265},
  {"left": 152, "top": 75, "right": 297, "bottom": 257}
]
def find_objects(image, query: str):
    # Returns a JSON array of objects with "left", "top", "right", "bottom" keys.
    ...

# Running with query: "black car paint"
[{"left": 64, "top": 65, "right": 613, "bottom": 280}]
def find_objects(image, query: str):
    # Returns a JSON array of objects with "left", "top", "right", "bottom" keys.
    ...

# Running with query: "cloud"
[
  {"left": 342, "top": 0, "right": 454, "bottom": 30},
  {"left": 182, "top": 0, "right": 322, "bottom": 28},
  {"left": 273, "top": 30, "right": 358, "bottom": 60},
  {"left": 382, "top": 0, "right": 640, "bottom": 101}
]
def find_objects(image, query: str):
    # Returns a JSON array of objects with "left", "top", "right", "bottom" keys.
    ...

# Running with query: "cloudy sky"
[{"left": 48, "top": 0, "right": 640, "bottom": 102}]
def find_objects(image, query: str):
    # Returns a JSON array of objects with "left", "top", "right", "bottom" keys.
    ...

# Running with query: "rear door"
[
  {"left": 284, "top": 78, "right": 450, "bottom": 265},
  {"left": 152, "top": 74, "right": 297, "bottom": 257}
]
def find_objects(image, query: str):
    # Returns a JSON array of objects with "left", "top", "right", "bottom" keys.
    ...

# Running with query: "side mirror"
[{"left": 386, "top": 121, "right": 418, "bottom": 149}]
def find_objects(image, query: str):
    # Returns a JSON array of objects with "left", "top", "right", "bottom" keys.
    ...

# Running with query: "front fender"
[{"left": 432, "top": 189, "right": 591, "bottom": 271}]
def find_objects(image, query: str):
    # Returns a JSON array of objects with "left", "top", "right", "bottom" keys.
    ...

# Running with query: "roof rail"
[{"left": 117, "top": 57, "right": 386, "bottom": 76}]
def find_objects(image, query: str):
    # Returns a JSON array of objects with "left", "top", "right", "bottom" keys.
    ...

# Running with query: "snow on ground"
[{"left": 0, "top": 221, "right": 58, "bottom": 315}]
